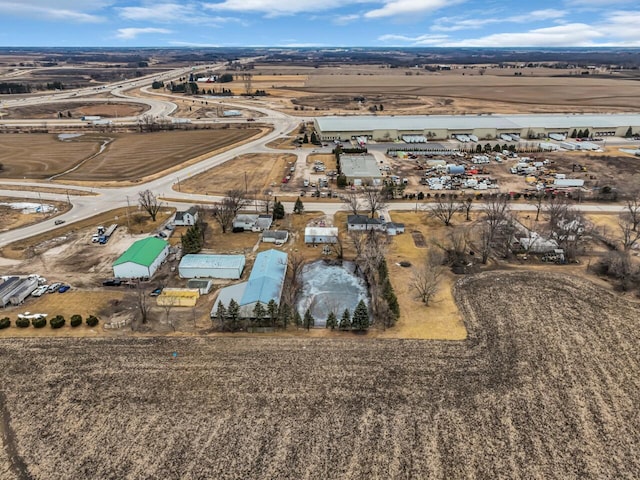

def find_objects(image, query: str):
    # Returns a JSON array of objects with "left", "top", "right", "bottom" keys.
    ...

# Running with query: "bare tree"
[
  {"left": 619, "top": 215, "right": 640, "bottom": 251},
  {"left": 475, "top": 195, "right": 511, "bottom": 264},
  {"left": 161, "top": 295, "right": 178, "bottom": 332},
  {"left": 242, "top": 73, "right": 253, "bottom": 95},
  {"left": 411, "top": 250, "right": 445, "bottom": 305},
  {"left": 530, "top": 192, "right": 545, "bottom": 222},
  {"left": 138, "top": 190, "right": 162, "bottom": 222},
  {"left": 361, "top": 186, "right": 387, "bottom": 218},
  {"left": 281, "top": 252, "right": 305, "bottom": 307},
  {"left": 349, "top": 230, "right": 367, "bottom": 262},
  {"left": 543, "top": 197, "right": 588, "bottom": 261},
  {"left": 211, "top": 189, "right": 248, "bottom": 233},
  {"left": 460, "top": 197, "right": 473, "bottom": 222},
  {"left": 331, "top": 233, "right": 345, "bottom": 260},
  {"left": 341, "top": 190, "right": 361, "bottom": 216},
  {"left": 623, "top": 190, "right": 640, "bottom": 232},
  {"left": 429, "top": 195, "right": 461, "bottom": 226},
  {"left": 135, "top": 280, "right": 150, "bottom": 325}
]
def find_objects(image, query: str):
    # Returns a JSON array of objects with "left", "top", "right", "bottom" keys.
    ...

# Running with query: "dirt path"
[
  {"left": 0, "top": 390, "right": 31, "bottom": 480},
  {"left": 47, "top": 137, "right": 114, "bottom": 181}
]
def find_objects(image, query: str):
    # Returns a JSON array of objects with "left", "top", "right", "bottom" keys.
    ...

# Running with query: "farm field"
[
  {"left": 179, "top": 153, "right": 296, "bottom": 196},
  {"left": 1, "top": 101, "right": 149, "bottom": 119},
  {"left": 1, "top": 271, "right": 639, "bottom": 479},
  {"left": 0, "top": 129, "right": 261, "bottom": 182}
]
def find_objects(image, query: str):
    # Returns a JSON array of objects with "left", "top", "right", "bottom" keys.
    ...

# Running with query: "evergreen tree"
[
  {"left": 303, "top": 133, "right": 309, "bottom": 143},
  {"left": 278, "top": 303, "right": 292, "bottom": 329},
  {"left": 227, "top": 299, "right": 241, "bottom": 331},
  {"left": 339, "top": 309, "right": 351, "bottom": 331},
  {"left": 337, "top": 174, "right": 347, "bottom": 188},
  {"left": 326, "top": 311, "right": 338, "bottom": 330},
  {"left": 252, "top": 301, "right": 266, "bottom": 322},
  {"left": 310, "top": 132, "right": 319, "bottom": 144},
  {"left": 625, "top": 126, "right": 633, "bottom": 138},
  {"left": 577, "top": 129, "right": 584, "bottom": 138},
  {"left": 293, "top": 197, "right": 304, "bottom": 214},
  {"left": 267, "top": 299, "right": 278, "bottom": 327},
  {"left": 570, "top": 129, "right": 577, "bottom": 138},
  {"left": 383, "top": 279, "right": 400, "bottom": 322},
  {"left": 303, "top": 308, "right": 315, "bottom": 330},
  {"left": 583, "top": 129, "right": 590, "bottom": 138},
  {"left": 352, "top": 300, "right": 370, "bottom": 331},
  {"left": 493, "top": 143, "right": 502, "bottom": 152},
  {"left": 293, "top": 309, "right": 302, "bottom": 328},
  {"left": 475, "top": 144, "right": 482, "bottom": 153},
  {"left": 215, "top": 302, "right": 227, "bottom": 326},
  {"left": 181, "top": 224, "right": 203, "bottom": 254},
  {"left": 272, "top": 201, "right": 285, "bottom": 220}
]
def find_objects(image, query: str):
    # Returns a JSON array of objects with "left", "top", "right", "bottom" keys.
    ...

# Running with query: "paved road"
[{"left": 0, "top": 69, "right": 632, "bottom": 250}]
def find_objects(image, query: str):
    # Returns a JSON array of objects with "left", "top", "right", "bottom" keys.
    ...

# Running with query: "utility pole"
[
  {"left": 244, "top": 171, "right": 248, "bottom": 193},
  {"left": 176, "top": 177, "right": 181, "bottom": 192},
  {"left": 66, "top": 189, "right": 71, "bottom": 206},
  {"left": 126, "top": 195, "right": 131, "bottom": 234},
  {"left": 38, "top": 192, "right": 45, "bottom": 217}
]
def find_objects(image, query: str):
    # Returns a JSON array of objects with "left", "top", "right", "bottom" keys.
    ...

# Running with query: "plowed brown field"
[{"left": 0, "top": 271, "right": 638, "bottom": 479}]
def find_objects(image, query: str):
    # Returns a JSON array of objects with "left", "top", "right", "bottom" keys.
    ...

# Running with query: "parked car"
[
  {"left": 47, "top": 282, "right": 62, "bottom": 293},
  {"left": 58, "top": 285, "right": 71, "bottom": 293},
  {"left": 54, "top": 219, "right": 66, "bottom": 225},
  {"left": 31, "top": 286, "right": 48, "bottom": 297},
  {"left": 149, "top": 288, "right": 163, "bottom": 297},
  {"left": 102, "top": 279, "right": 122, "bottom": 287},
  {"left": 157, "top": 231, "right": 167, "bottom": 238}
]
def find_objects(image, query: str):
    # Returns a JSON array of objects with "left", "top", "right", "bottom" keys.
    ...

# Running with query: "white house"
[
  {"left": 178, "top": 254, "right": 245, "bottom": 279},
  {"left": 174, "top": 206, "right": 198, "bottom": 226},
  {"left": 304, "top": 227, "right": 339, "bottom": 244},
  {"left": 385, "top": 222, "right": 405, "bottom": 236},
  {"left": 112, "top": 237, "right": 169, "bottom": 279},
  {"left": 262, "top": 230, "right": 289, "bottom": 244},
  {"left": 233, "top": 214, "right": 273, "bottom": 232},
  {"left": 347, "top": 215, "right": 386, "bottom": 232}
]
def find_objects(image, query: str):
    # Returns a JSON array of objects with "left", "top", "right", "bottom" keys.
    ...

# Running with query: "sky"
[{"left": 0, "top": 0, "right": 640, "bottom": 47}]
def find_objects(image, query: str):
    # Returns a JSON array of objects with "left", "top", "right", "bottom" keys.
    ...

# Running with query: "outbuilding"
[
  {"left": 178, "top": 254, "right": 245, "bottom": 279},
  {"left": 156, "top": 288, "right": 200, "bottom": 307},
  {"left": 304, "top": 227, "right": 339, "bottom": 244},
  {"left": 262, "top": 230, "right": 289, "bottom": 244},
  {"left": 211, "top": 249, "right": 288, "bottom": 319},
  {"left": 112, "top": 237, "right": 169, "bottom": 279}
]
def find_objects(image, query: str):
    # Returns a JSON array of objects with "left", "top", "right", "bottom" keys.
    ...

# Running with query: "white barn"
[
  {"left": 178, "top": 254, "right": 245, "bottom": 279},
  {"left": 112, "top": 237, "right": 169, "bottom": 279}
]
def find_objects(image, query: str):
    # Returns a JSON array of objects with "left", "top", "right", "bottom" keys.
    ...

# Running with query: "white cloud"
[
  {"left": 600, "top": 11, "right": 640, "bottom": 43},
  {"left": 433, "top": 9, "right": 567, "bottom": 32},
  {"left": 119, "top": 3, "right": 241, "bottom": 25},
  {"left": 204, "top": 0, "right": 347, "bottom": 15},
  {"left": 378, "top": 34, "right": 449, "bottom": 45},
  {"left": 443, "top": 23, "right": 604, "bottom": 47},
  {"left": 364, "top": 0, "right": 462, "bottom": 19},
  {"left": 116, "top": 27, "right": 173, "bottom": 40},
  {"left": 333, "top": 14, "right": 360, "bottom": 25},
  {"left": 0, "top": 1, "right": 106, "bottom": 22}
]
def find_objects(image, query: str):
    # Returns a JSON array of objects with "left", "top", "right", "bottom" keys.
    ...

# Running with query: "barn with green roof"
[{"left": 112, "top": 237, "right": 169, "bottom": 279}]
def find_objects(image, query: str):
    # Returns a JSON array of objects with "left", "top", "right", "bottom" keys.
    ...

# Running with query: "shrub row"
[{"left": 2, "top": 315, "right": 99, "bottom": 330}]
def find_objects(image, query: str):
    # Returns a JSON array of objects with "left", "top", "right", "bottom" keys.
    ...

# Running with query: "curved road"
[{"left": 0, "top": 69, "right": 630, "bottom": 250}]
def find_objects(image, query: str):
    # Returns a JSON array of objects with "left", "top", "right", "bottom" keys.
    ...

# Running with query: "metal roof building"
[
  {"left": 112, "top": 237, "right": 169, "bottom": 279},
  {"left": 211, "top": 249, "right": 288, "bottom": 318},
  {"left": 340, "top": 154, "right": 382, "bottom": 183},
  {"left": 178, "top": 254, "right": 245, "bottom": 279},
  {"left": 315, "top": 113, "right": 640, "bottom": 141}
]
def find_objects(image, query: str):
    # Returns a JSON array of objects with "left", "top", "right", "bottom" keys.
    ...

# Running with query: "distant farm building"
[
  {"left": 314, "top": 113, "right": 640, "bottom": 142},
  {"left": 112, "top": 237, "right": 169, "bottom": 279},
  {"left": 178, "top": 254, "right": 245, "bottom": 279},
  {"left": 211, "top": 249, "right": 288, "bottom": 319}
]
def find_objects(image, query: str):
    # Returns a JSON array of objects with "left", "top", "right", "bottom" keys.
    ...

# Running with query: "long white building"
[{"left": 314, "top": 113, "right": 640, "bottom": 142}]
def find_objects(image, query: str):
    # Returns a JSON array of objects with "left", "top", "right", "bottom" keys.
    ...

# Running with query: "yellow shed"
[{"left": 156, "top": 288, "right": 200, "bottom": 307}]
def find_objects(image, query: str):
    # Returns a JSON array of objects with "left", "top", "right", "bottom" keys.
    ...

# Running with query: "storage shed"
[
  {"left": 211, "top": 249, "right": 288, "bottom": 319},
  {"left": 156, "top": 288, "right": 200, "bottom": 307},
  {"left": 304, "top": 227, "right": 339, "bottom": 244},
  {"left": 178, "top": 254, "right": 245, "bottom": 279},
  {"left": 112, "top": 237, "right": 169, "bottom": 279}
]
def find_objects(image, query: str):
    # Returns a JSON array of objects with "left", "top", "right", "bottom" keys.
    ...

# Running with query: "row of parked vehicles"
[{"left": 31, "top": 282, "right": 71, "bottom": 297}]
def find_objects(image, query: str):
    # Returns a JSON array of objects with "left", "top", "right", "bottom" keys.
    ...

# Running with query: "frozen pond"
[{"left": 296, "top": 261, "right": 368, "bottom": 327}]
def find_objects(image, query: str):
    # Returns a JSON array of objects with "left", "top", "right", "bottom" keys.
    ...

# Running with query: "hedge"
[
  {"left": 86, "top": 315, "right": 99, "bottom": 327},
  {"left": 70, "top": 315, "right": 82, "bottom": 328},
  {"left": 0, "top": 317, "right": 10, "bottom": 329},
  {"left": 16, "top": 318, "right": 30, "bottom": 328},
  {"left": 50, "top": 315, "right": 65, "bottom": 329},
  {"left": 32, "top": 317, "right": 46, "bottom": 328}
]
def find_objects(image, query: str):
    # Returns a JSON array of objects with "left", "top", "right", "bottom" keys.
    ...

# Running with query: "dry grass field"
[
  {"left": 0, "top": 197, "right": 69, "bottom": 233},
  {"left": 256, "top": 69, "right": 640, "bottom": 115},
  {"left": 0, "top": 271, "right": 638, "bottom": 479},
  {"left": 180, "top": 153, "right": 296, "bottom": 196},
  {"left": 2, "top": 101, "right": 149, "bottom": 119},
  {"left": 0, "top": 129, "right": 261, "bottom": 182}
]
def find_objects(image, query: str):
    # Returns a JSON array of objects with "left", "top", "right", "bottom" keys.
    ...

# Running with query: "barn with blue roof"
[{"left": 211, "top": 249, "right": 288, "bottom": 318}]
